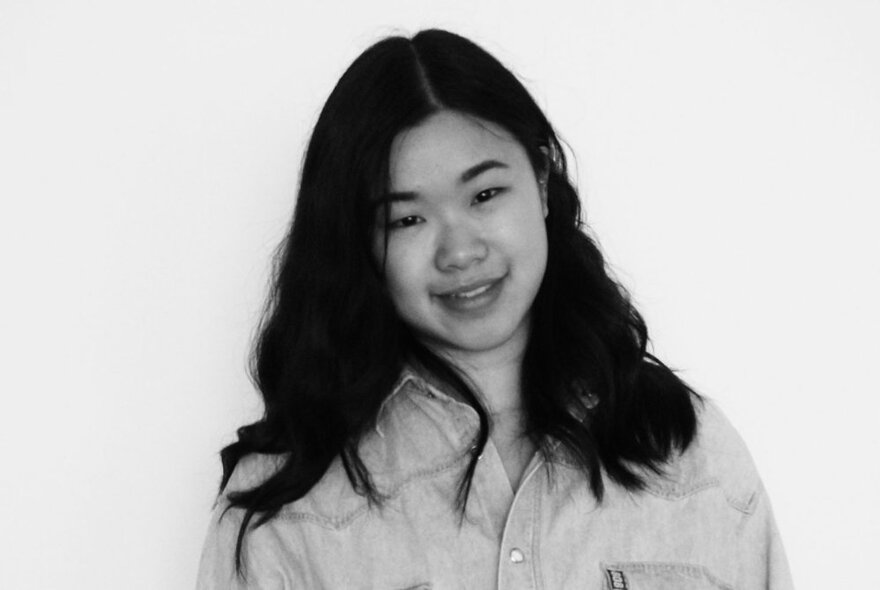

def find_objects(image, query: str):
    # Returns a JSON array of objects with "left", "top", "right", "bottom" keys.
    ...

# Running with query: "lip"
[
  {"left": 433, "top": 274, "right": 507, "bottom": 313},
  {"left": 435, "top": 276, "right": 504, "bottom": 298}
]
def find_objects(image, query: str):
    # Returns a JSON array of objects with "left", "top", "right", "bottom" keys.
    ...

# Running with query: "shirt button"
[{"left": 509, "top": 548, "right": 525, "bottom": 563}]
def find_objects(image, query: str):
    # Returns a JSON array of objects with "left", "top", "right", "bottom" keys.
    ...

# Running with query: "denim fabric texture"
[{"left": 197, "top": 369, "right": 793, "bottom": 589}]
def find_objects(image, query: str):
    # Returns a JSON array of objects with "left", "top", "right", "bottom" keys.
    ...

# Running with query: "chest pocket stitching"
[
  {"left": 600, "top": 561, "right": 734, "bottom": 590},
  {"left": 276, "top": 452, "right": 470, "bottom": 529}
]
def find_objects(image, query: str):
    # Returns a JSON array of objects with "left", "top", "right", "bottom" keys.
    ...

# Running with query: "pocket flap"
[{"left": 601, "top": 562, "right": 733, "bottom": 590}]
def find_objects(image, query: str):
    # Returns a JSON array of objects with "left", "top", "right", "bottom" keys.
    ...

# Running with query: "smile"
[
  {"left": 448, "top": 283, "right": 493, "bottom": 299},
  {"left": 434, "top": 275, "right": 506, "bottom": 313}
]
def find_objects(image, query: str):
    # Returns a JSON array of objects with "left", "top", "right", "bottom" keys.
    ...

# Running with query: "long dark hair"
[{"left": 218, "top": 29, "right": 699, "bottom": 573}]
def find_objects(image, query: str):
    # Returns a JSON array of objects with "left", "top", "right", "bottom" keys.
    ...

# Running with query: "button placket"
[{"left": 496, "top": 459, "right": 542, "bottom": 589}]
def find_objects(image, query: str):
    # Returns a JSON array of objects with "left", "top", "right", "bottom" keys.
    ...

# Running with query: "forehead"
[{"left": 388, "top": 111, "right": 528, "bottom": 190}]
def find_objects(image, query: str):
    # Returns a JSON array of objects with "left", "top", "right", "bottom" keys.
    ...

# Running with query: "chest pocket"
[{"left": 602, "top": 562, "right": 733, "bottom": 590}]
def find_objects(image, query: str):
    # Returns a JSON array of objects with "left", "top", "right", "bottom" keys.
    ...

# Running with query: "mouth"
[
  {"left": 434, "top": 275, "right": 506, "bottom": 312},
  {"left": 444, "top": 282, "right": 494, "bottom": 299}
]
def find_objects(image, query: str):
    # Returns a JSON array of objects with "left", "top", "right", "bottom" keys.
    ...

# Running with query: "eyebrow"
[
  {"left": 373, "top": 159, "right": 509, "bottom": 207},
  {"left": 459, "top": 159, "right": 509, "bottom": 183}
]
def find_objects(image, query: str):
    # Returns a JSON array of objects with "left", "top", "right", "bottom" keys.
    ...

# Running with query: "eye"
[
  {"left": 387, "top": 215, "right": 423, "bottom": 229},
  {"left": 473, "top": 187, "right": 505, "bottom": 204}
]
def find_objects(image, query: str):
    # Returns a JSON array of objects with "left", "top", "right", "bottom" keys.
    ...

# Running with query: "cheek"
[
  {"left": 381, "top": 242, "right": 426, "bottom": 310},
  {"left": 507, "top": 217, "right": 549, "bottom": 290},
  {"left": 498, "top": 200, "right": 549, "bottom": 258}
]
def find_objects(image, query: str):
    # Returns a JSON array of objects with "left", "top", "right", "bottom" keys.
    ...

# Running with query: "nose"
[{"left": 434, "top": 218, "right": 488, "bottom": 272}]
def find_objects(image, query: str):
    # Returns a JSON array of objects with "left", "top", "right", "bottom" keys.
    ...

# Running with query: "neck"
[
  {"left": 440, "top": 336, "right": 536, "bottom": 485},
  {"left": 430, "top": 331, "right": 528, "bottom": 417}
]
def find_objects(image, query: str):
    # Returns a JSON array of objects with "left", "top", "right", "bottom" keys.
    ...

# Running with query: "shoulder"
[
  {"left": 219, "top": 452, "right": 372, "bottom": 527},
  {"left": 220, "top": 453, "right": 287, "bottom": 497},
  {"left": 645, "top": 398, "right": 764, "bottom": 513},
  {"left": 198, "top": 454, "right": 293, "bottom": 589}
]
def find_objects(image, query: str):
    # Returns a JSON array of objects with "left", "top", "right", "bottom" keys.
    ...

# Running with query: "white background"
[{"left": 2, "top": 1, "right": 878, "bottom": 588}]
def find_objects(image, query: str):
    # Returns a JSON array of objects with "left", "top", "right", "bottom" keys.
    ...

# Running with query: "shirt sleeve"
[
  {"left": 195, "top": 455, "right": 291, "bottom": 590},
  {"left": 195, "top": 500, "right": 287, "bottom": 590},
  {"left": 734, "top": 480, "right": 794, "bottom": 590},
  {"left": 699, "top": 401, "right": 794, "bottom": 590}
]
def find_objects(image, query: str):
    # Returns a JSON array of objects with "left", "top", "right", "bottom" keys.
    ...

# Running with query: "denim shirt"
[{"left": 197, "top": 369, "right": 793, "bottom": 589}]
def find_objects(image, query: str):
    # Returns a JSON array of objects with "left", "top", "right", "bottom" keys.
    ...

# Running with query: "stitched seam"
[
  {"left": 276, "top": 451, "right": 470, "bottom": 529},
  {"left": 727, "top": 487, "right": 759, "bottom": 514},
  {"left": 531, "top": 476, "right": 543, "bottom": 590},
  {"left": 643, "top": 477, "right": 721, "bottom": 500},
  {"left": 375, "top": 373, "right": 421, "bottom": 436},
  {"left": 379, "top": 451, "right": 469, "bottom": 497},
  {"left": 600, "top": 561, "right": 734, "bottom": 590}
]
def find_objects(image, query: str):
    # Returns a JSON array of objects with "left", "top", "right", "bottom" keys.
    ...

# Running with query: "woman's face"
[{"left": 373, "top": 110, "right": 549, "bottom": 363}]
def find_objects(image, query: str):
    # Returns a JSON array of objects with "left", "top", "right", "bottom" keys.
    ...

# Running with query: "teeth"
[{"left": 450, "top": 283, "right": 492, "bottom": 299}]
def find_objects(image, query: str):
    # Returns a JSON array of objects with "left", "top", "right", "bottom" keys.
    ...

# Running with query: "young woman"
[{"left": 197, "top": 29, "right": 792, "bottom": 589}]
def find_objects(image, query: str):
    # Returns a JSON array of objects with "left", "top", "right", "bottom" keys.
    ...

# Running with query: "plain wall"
[{"left": 2, "top": 0, "right": 878, "bottom": 587}]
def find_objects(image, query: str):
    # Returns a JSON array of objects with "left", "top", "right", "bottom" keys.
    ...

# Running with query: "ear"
[{"left": 538, "top": 146, "right": 550, "bottom": 218}]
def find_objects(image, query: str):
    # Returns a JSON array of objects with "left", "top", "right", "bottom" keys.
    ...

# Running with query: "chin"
[{"left": 434, "top": 323, "right": 526, "bottom": 356}]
